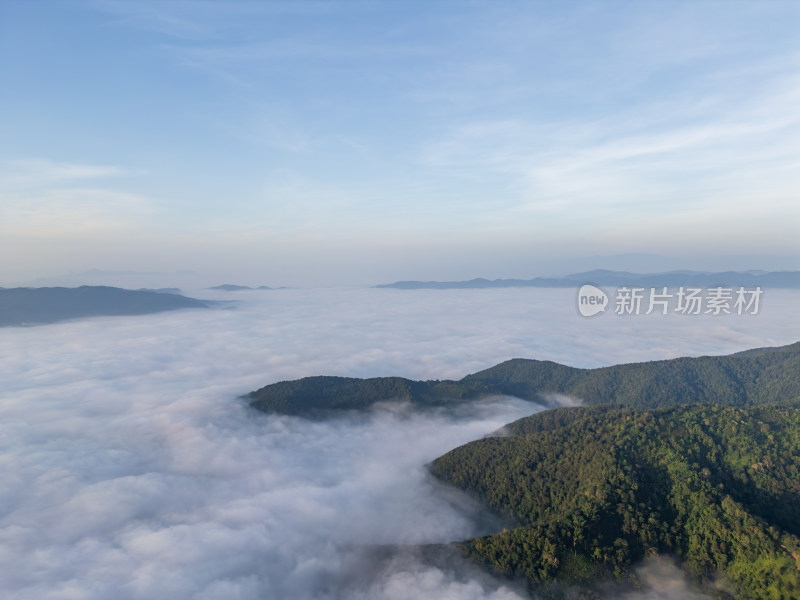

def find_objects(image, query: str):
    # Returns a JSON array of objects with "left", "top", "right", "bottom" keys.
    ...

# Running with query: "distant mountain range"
[
  {"left": 137, "top": 287, "right": 183, "bottom": 295},
  {"left": 246, "top": 341, "right": 800, "bottom": 416},
  {"left": 209, "top": 284, "right": 273, "bottom": 291},
  {"left": 0, "top": 286, "right": 212, "bottom": 326},
  {"left": 376, "top": 270, "right": 800, "bottom": 289},
  {"left": 208, "top": 284, "right": 290, "bottom": 291}
]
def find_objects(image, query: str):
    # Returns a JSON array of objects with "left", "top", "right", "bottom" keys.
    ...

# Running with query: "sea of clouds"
[{"left": 2, "top": 287, "right": 798, "bottom": 599}]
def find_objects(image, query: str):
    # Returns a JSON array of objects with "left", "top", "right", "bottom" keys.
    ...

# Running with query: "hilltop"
[{"left": 246, "top": 342, "right": 800, "bottom": 416}]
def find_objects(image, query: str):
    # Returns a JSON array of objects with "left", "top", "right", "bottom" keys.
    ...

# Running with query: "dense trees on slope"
[
  {"left": 463, "top": 341, "right": 800, "bottom": 409},
  {"left": 430, "top": 401, "right": 800, "bottom": 599},
  {"left": 245, "top": 342, "right": 800, "bottom": 597},
  {"left": 247, "top": 375, "right": 497, "bottom": 415},
  {"left": 247, "top": 342, "right": 800, "bottom": 415}
]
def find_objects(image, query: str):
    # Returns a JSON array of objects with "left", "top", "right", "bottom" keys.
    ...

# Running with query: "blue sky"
[{"left": 1, "top": 0, "right": 798, "bottom": 286}]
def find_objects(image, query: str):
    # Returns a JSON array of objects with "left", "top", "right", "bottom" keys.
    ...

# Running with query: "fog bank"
[{"left": 2, "top": 287, "right": 797, "bottom": 598}]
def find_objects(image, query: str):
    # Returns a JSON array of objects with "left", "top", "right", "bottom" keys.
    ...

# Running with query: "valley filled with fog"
[{"left": 2, "top": 287, "right": 798, "bottom": 599}]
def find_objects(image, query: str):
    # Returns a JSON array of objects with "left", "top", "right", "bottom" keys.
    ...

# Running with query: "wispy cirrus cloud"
[
  {"left": 420, "top": 66, "right": 800, "bottom": 224},
  {"left": 0, "top": 158, "right": 139, "bottom": 188},
  {"left": 0, "top": 159, "right": 154, "bottom": 235}
]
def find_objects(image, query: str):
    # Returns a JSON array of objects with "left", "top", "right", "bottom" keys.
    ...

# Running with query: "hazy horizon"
[
  {"left": 5, "top": 251, "right": 800, "bottom": 290},
  {"left": 2, "top": 1, "right": 799, "bottom": 285}
]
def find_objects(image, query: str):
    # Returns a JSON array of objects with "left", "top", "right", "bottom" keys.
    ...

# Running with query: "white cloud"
[
  {"left": 0, "top": 158, "right": 137, "bottom": 187},
  {"left": 0, "top": 288, "right": 797, "bottom": 598}
]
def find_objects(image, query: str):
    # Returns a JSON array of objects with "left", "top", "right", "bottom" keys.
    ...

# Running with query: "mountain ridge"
[
  {"left": 376, "top": 270, "right": 800, "bottom": 289},
  {"left": 247, "top": 341, "right": 800, "bottom": 416},
  {"left": 0, "top": 285, "right": 213, "bottom": 327}
]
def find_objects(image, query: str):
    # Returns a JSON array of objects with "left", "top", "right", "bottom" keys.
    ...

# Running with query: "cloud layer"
[{"left": 1, "top": 287, "right": 797, "bottom": 598}]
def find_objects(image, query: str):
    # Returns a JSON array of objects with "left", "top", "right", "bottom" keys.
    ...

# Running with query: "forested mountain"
[
  {"left": 463, "top": 341, "right": 800, "bottom": 409},
  {"left": 247, "top": 342, "right": 800, "bottom": 415},
  {"left": 246, "top": 342, "right": 800, "bottom": 597},
  {"left": 0, "top": 286, "right": 211, "bottom": 326},
  {"left": 430, "top": 401, "right": 800, "bottom": 599},
  {"left": 247, "top": 375, "right": 498, "bottom": 416}
]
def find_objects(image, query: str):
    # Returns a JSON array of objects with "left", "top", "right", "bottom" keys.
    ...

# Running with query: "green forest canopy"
[
  {"left": 247, "top": 341, "right": 800, "bottom": 415},
  {"left": 246, "top": 342, "right": 800, "bottom": 597},
  {"left": 430, "top": 401, "right": 800, "bottom": 599}
]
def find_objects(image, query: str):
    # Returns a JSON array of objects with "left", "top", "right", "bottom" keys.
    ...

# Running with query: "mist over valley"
[{"left": 2, "top": 288, "right": 799, "bottom": 598}]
